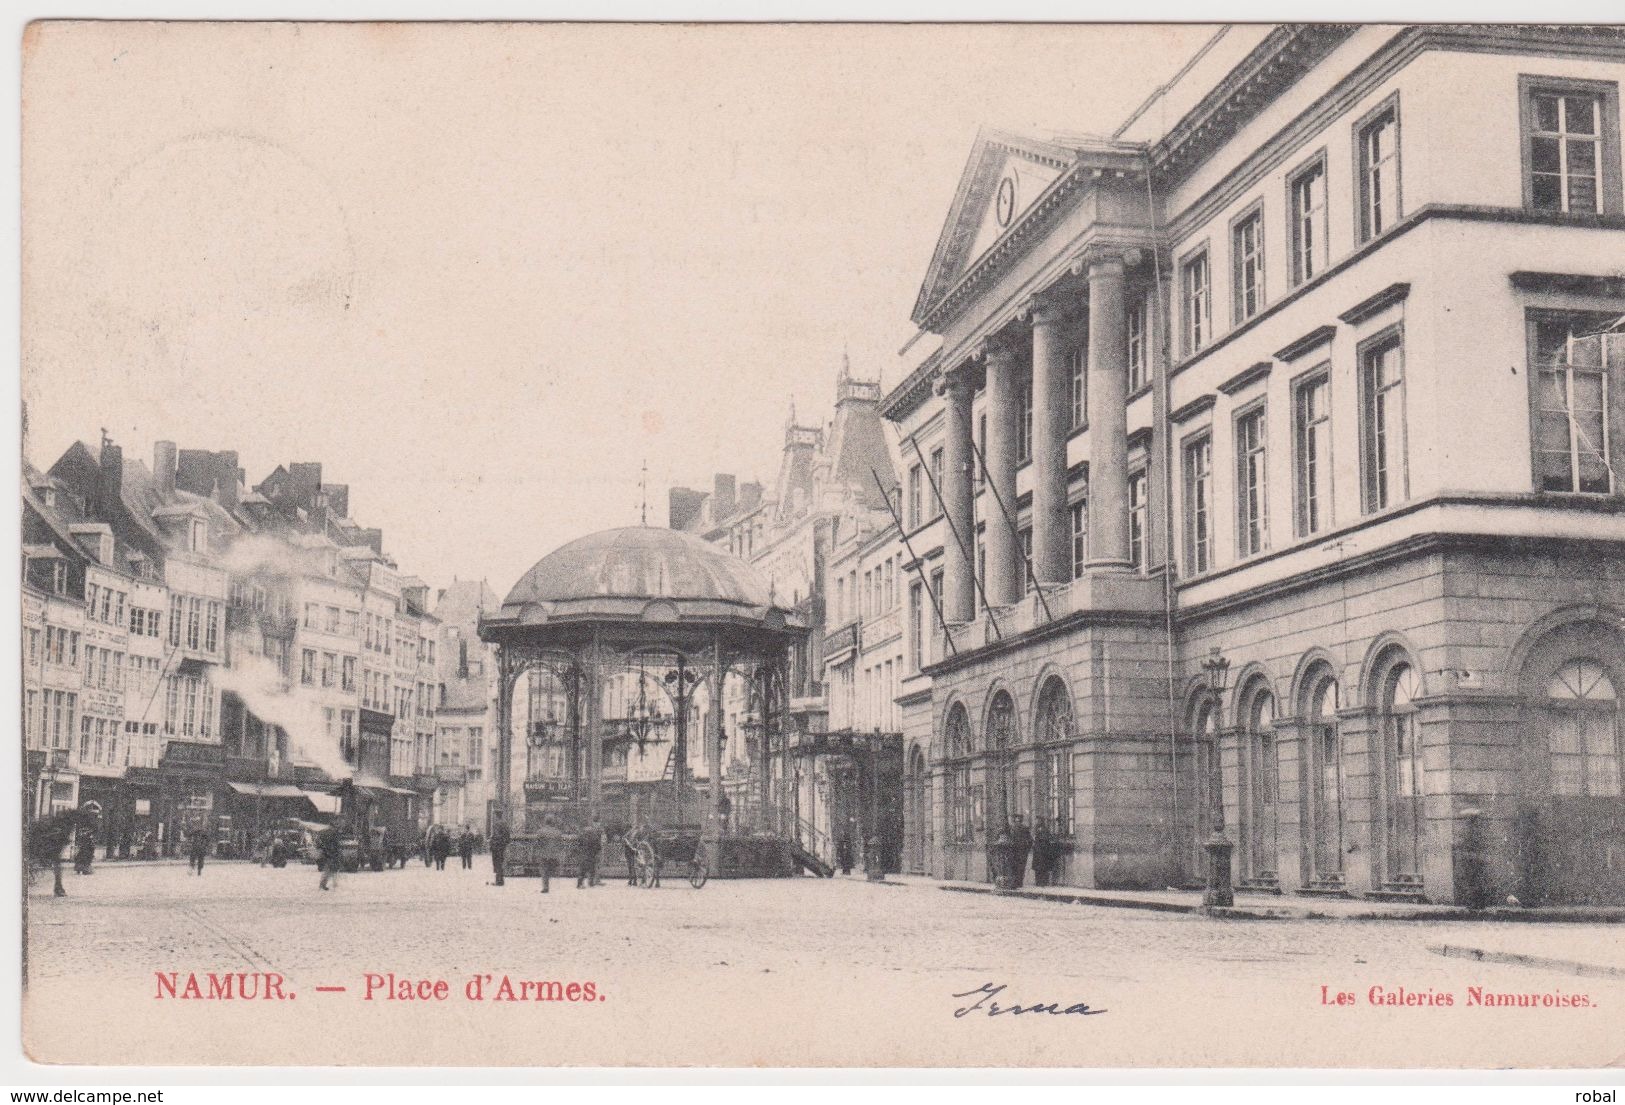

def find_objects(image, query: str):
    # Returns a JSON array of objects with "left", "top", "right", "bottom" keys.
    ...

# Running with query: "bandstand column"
[
  {"left": 939, "top": 372, "right": 975, "bottom": 623},
  {"left": 983, "top": 341, "right": 1022, "bottom": 606},
  {"left": 758, "top": 663, "right": 772, "bottom": 828},
  {"left": 496, "top": 652, "right": 514, "bottom": 820},
  {"left": 1030, "top": 296, "right": 1072, "bottom": 585},
  {"left": 584, "top": 636, "right": 604, "bottom": 816},
  {"left": 1086, "top": 250, "right": 1132, "bottom": 570},
  {"left": 706, "top": 636, "right": 725, "bottom": 865}
]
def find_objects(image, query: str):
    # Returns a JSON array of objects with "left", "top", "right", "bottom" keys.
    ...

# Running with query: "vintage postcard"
[{"left": 17, "top": 20, "right": 1625, "bottom": 1070}]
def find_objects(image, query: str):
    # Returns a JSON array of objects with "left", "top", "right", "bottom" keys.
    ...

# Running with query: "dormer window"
[
  {"left": 41, "top": 488, "right": 56, "bottom": 508},
  {"left": 189, "top": 519, "right": 206, "bottom": 553},
  {"left": 51, "top": 561, "right": 68, "bottom": 595}
]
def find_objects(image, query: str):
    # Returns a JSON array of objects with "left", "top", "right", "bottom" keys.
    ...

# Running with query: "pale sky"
[{"left": 22, "top": 21, "right": 1218, "bottom": 596}]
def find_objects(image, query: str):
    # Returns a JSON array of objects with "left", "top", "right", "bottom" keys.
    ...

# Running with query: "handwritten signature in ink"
[{"left": 952, "top": 982, "right": 1107, "bottom": 1019}]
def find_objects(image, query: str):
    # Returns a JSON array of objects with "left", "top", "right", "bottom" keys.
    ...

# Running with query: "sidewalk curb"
[
  {"left": 934, "top": 881, "right": 1625, "bottom": 923},
  {"left": 1428, "top": 944, "right": 1625, "bottom": 979}
]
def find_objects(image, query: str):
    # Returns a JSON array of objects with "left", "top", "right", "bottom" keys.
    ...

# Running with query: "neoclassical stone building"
[{"left": 884, "top": 24, "right": 1625, "bottom": 904}]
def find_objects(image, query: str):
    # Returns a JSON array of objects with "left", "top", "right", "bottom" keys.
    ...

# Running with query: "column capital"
[
  {"left": 1022, "top": 286, "right": 1075, "bottom": 328},
  {"left": 1071, "top": 243, "right": 1145, "bottom": 278},
  {"left": 973, "top": 330, "right": 1025, "bottom": 366},
  {"left": 934, "top": 363, "right": 976, "bottom": 397}
]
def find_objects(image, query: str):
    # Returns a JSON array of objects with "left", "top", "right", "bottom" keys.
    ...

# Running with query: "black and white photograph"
[{"left": 14, "top": 17, "right": 1625, "bottom": 1075}]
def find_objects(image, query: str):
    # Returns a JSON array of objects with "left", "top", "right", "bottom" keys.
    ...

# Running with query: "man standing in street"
[
  {"left": 188, "top": 826, "right": 210, "bottom": 877},
  {"left": 575, "top": 819, "right": 601, "bottom": 889},
  {"left": 1010, "top": 814, "right": 1033, "bottom": 889},
  {"left": 489, "top": 816, "right": 510, "bottom": 887},
  {"left": 458, "top": 825, "right": 476, "bottom": 870},
  {"left": 316, "top": 824, "right": 343, "bottom": 891},
  {"left": 537, "top": 815, "right": 564, "bottom": 893},
  {"left": 1031, "top": 817, "right": 1054, "bottom": 887}
]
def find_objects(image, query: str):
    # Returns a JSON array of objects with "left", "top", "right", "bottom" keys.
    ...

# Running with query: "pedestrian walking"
[
  {"left": 537, "top": 815, "right": 565, "bottom": 893},
  {"left": 489, "top": 817, "right": 510, "bottom": 887},
  {"left": 73, "top": 825, "right": 96, "bottom": 876},
  {"left": 187, "top": 827, "right": 209, "bottom": 876},
  {"left": 1010, "top": 814, "right": 1033, "bottom": 889},
  {"left": 431, "top": 826, "right": 451, "bottom": 871},
  {"left": 316, "top": 824, "right": 343, "bottom": 891},
  {"left": 458, "top": 826, "right": 476, "bottom": 870},
  {"left": 990, "top": 821, "right": 1014, "bottom": 887},
  {"left": 574, "top": 821, "right": 600, "bottom": 889},
  {"left": 622, "top": 822, "right": 641, "bottom": 886},
  {"left": 1031, "top": 818, "right": 1054, "bottom": 887},
  {"left": 836, "top": 833, "right": 853, "bottom": 876}
]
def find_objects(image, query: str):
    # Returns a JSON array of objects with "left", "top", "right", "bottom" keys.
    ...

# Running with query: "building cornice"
[{"left": 1167, "top": 24, "right": 1625, "bottom": 244}]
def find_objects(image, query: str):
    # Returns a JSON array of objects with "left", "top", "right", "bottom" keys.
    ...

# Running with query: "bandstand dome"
[{"left": 490, "top": 525, "right": 795, "bottom": 631}]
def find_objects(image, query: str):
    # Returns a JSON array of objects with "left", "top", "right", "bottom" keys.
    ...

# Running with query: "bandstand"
[{"left": 478, "top": 526, "right": 806, "bottom": 871}]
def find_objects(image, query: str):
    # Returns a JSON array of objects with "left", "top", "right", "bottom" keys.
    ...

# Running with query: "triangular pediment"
[{"left": 911, "top": 129, "right": 1077, "bottom": 327}]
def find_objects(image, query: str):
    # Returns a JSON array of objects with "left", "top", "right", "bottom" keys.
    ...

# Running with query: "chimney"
[
  {"left": 98, "top": 441, "right": 124, "bottom": 518},
  {"left": 216, "top": 451, "right": 240, "bottom": 510},
  {"left": 713, "top": 473, "right": 737, "bottom": 519},
  {"left": 738, "top": 481, "right": 764, "bottom": 512},
  {"left": 154, "top": 441, "right": 177, "bottom": 499},
  {"left": 668, "top": 487, "right": 705, "bottom": 531}
]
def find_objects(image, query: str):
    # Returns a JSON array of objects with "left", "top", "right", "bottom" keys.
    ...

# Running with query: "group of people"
[
  {"left": 420, "top": 824, "right": 481, "bottom": 870},
  {"left": 989, "top": 814, "right": 1064, "bottom": 888}
]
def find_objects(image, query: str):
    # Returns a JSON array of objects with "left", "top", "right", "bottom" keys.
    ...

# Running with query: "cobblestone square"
[{"left": 24, "top": 862, "right": 1625, "bottom": 1068}]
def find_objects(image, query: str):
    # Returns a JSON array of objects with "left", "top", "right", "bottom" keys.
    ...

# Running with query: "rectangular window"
[
  {"left": 908, "top": 581, "right": 923, "bottom": 672},
  {"left": 169, "top": 594, "right": 183, "bottom": 647},
  {"left": 1231, "top": 206, "right": 1265, "bottom": 323},
  {"left": 907, "top": 465, "right": 922, "bottom": 529},
  {"left": 928, "top": 569, "right": 943, "bottom": 666},
  {"left": 186, "top": 596, "right": 201, "bottom": 650},
  {"left": 1183, "top": 435, "right": 1214, "bottom": 574},
  {"left": 1126, "top": 305, "right": 1147, "bottom": 394},
  {"left": 1522, "top": 78, "right": 1619, "bottom": 216},
  {"left": 1129, "top": 470, "right": 1148, "bottom": 571},
  {"left": 301, "top": 649, "right": 316, "bottom": 687},
  {"left": 1360, "top": 328, "right": 1408, "bottom": 512},
  {"left": 1236, "top": 405, "right": 1269, "bottom": 557},
  {"left": 1357, "top": 100, "right": 1400, "bottom": 242},
  {"left": 1530, "top": 312, "right": 1621, "bottom": 493},
  {"left": 976, "top": 414, "right": 987, "bottom": 487},
  {"left": 1294, "top": 370, "right": 1334, "bottom": 535},
  {"left": 1182, "top": 247, "right": 1211, "bottom": 355},
  {"left": 205, "top": 601, "right": 220, "bottom": 654},
  {"left": 1070, "top": 500, "right": 1088, "bottom": 579},
  {"left": 342, "top": 656, "right": 356, "bottom": 692},
  {"left": 1070, "top": 345, "right": 1087, "bottom": 429},
  {"left": 1289, "top": 154, "right": 1328, "bottom": 285},
  {"left": 1019, "top": 527, "right": 1033, "bottom": 594}
]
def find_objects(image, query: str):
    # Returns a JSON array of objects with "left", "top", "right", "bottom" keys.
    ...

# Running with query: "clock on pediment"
[{"left": 994, "top": 174, "right": 1017, "bottom": 228}]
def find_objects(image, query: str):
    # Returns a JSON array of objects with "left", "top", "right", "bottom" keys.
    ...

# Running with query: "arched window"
[
  {"left": 1182, "top": 694, "right": 1222, "bottom": 879},
  {"left": 907, "top": 745, "right": 931, "bottom": 872},
  {"left": 1382, "top": 660, "right": 1423, "bottom": 883},
  {"left": 943, "top": 704, "right": 974, "bottom": 844},
  {"left": 945, "top": 703, "right": 972, "bottom": 759},
  {"left": 1034, "top": 679, "right": 1073, "bottom": 836},
  {"left": 1241, "top": 679, "right": 1278, "bottom": 882},
  {"left": 1545, "top": 659, "right": 1621, "bottom": 797},
  {"left": 986, "top": 691, "right": 1017, "bottom": 825},
  {"left": 1305, "top": 669, "right": 1343, "bottom": 881}
]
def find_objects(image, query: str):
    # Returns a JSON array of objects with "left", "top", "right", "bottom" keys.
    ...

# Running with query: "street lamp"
[{"left": 1198, "top": 647, "right": 1234, "bottom": 910}]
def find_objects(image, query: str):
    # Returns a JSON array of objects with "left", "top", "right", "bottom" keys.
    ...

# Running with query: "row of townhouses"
[
  {"left": 22, "top": 435, "right": 502, "bottom": 857},
  {"left": 676, "top": 24, "right": 1625, "bottom": 906}
]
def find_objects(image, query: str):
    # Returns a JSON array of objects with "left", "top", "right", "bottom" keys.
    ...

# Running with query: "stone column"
[
  {"left": 939, "top": 372, "right": 975, "bottom": 623},
  {"left": 983, "top": 342, "right": 1022, "bottom": 606},
  {"left": 1030, "top": 297, "right": 1072, "bottom": 584},
  {"left": 1086, "top": 252, "right": 1131, "bottom": 569}
]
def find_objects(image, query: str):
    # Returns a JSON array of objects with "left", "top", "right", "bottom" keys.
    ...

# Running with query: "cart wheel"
[{"left": 689, "top": 862, "right": 708, "bottom": 890}]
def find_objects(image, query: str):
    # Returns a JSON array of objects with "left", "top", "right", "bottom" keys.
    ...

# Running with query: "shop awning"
[
  {"left": 227, "top": 781, "right": 312, "bottom": 800},
  {"left": 303, "top": 791, "right": 341, "bottom": 814}
]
